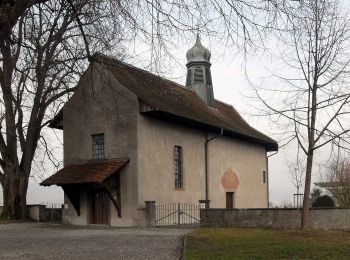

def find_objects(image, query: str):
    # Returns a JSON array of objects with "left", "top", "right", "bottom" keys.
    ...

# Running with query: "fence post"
[
  {"left": 145, "top": 201, "right": 156, "bottom": 227},
  {"left": 199, "top": 200, "right": 210, "bottom": 226},
  {"left": 199, "top": 200, "right": 210, "bottom": 209},
  {"left": 177, "top": 203, "right": 181, "bottom": 227}
]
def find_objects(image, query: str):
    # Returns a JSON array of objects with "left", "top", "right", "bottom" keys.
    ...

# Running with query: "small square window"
[{"left": 92, "top": 134, "right": 105, "bottom": 159}]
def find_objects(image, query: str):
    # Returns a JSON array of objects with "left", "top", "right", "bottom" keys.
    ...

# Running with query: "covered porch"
[{"left": 41, "top": 159, "right": 129, "bottom": 225}]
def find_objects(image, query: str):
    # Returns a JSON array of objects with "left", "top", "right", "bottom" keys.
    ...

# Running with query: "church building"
[{"left": 41, "top": 36, "right": 278, "bottom": 226}]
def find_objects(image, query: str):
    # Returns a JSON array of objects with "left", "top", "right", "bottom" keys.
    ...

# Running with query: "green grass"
[{"left": 185, "top": 227, "right": 350, "bottom": 259}]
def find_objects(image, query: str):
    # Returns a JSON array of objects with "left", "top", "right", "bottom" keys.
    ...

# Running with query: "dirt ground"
[{"left": 0, "top": 223, "right": 190, "bottom": 260}]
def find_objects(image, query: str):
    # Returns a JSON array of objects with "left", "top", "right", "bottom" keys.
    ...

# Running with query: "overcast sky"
[{"left": 0, "top": 22, "right": 345, "bottom": 207}]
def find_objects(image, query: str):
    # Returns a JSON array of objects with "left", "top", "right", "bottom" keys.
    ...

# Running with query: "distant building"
[
  {"left": 41, "top": 35, "right": 278, "bottom": 226},
  {"left": 315, "top": 159, "right": 350, "bottom": 207}
]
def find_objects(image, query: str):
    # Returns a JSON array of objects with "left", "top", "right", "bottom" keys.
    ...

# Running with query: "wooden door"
[
  {"left": 90, "top": 189, "right": 109, "bottom": 225},
  {"left": 226, "top": 192, "right": 234, "bottom": 209}
]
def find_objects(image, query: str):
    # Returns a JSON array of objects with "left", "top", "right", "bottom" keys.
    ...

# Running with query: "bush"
[{"left": 312, "top": 195, "right": 335, "bottom": 208}]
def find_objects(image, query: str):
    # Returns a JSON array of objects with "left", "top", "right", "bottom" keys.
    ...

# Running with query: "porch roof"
[{"left": 40, "top": 158, "right": 129, "bottom": 186}]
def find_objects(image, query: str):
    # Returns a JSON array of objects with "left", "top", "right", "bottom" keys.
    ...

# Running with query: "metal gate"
[
  {"left": 155, "top": 203, "right": 200, "bottom": 227},
  {"left": 43, "top": 203, "right": 62, "bottom": 223}
]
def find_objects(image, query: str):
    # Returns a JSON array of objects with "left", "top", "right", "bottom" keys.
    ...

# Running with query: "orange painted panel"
[{"left": 221, "top": 168, "right": 240, "bottom": 190}]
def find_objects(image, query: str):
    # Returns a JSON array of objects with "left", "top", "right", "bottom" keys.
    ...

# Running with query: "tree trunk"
[
  {"left": 1, "top": 164, "right": 28, "bottom": 220},
  {"left": 301, "top": 149, "right": 314, "bottom": 229}
]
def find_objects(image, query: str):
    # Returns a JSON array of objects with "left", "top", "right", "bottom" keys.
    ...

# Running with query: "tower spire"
[
  {"left": 185, "top": 35, "right": 214, "bottom": 106},
  {"left": 196, "top": 33, "right": 201, "bottom": 45}
]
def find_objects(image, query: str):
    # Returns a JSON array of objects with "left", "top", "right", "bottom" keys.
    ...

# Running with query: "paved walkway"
[{"left": 0, "top": 223, "right": 190, "bottom": 259}]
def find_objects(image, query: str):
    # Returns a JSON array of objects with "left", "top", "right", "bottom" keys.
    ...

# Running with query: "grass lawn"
[{"left": 185, "top": 227, "right": 350, "bottom": 259}]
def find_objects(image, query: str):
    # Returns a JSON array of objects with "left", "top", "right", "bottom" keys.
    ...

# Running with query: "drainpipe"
[
  {"left": 267, "top": 151, "right": 278, "bottom": 208},
  {"left": 205, "top": 128, "right": 224, "bottom": 204}
]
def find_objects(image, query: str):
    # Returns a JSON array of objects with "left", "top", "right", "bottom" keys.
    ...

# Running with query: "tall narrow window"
[
  {"left": 205, "top": 67, "right": 212, "bottom": 85},
  {"left": 186, "top": 68, "right": 192, "bottom": 86},
  {"left": 92, "top": 134, "right": 105, "bottom": 159},
  {"left": 263, "top": 171, "right": 267, "bottom": 183},
  {"left": 174, "top": 146, "right": 183, "bottom": 189}
]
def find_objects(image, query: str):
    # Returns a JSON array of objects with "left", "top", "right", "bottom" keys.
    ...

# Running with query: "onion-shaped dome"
[{"left": 186, "top": 34, "right": 211, "bottom": 64}]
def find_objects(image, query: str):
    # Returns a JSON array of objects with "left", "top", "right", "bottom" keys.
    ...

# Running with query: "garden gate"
[{"left": 155, "top": 202, "right": 200, "bottom": 227}]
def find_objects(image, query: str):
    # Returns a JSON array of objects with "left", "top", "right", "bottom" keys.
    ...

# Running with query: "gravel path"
[{"left": 0, "top": 223, "right": 190, "bottom": 260}]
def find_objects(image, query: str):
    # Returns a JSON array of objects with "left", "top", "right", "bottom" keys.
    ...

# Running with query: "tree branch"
[
  {"left": 0, "top": 0, "right": 48, "bottom": 45},
  {"left": 314, "top": 94, "right": 350, "bottom": 144},
  {"left": 314, "top": 130, "right": 350, "bottom": 150}
]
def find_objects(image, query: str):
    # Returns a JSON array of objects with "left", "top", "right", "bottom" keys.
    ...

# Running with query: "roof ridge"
[
  {"left": 93, "top": 53, "right": 191, "bottom": 92},
  {"left": 215, "top": 99, "right": 234, "bottom": 108}
]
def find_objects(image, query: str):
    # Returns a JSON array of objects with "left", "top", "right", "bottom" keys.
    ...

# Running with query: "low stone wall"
[
  {"left": 28, "top": 205, "right": 47, "bottom": 221},
  {"left": 0, "top": 205, "right": 62, "bottom": 222},
  {"left": 201, "top": 208, "right": 350, "bottom": 230}
]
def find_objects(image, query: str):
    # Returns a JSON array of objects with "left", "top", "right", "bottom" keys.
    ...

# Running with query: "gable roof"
[
  {"left": 41, "top": 159, "right": 129, "bottom": 186},
  {"left": 93, "top": 54, "right": 277, "bottom": 151},
  {"left": 50, "top": 53, "right": 277, "bottom": 151}
]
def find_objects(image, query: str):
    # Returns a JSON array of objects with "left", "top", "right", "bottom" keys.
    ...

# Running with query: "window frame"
[
  {"left": 174, "top": 145, "right": 183, "bottom": 189},
  {"left": 263, "top": 171, "right": 267, "bottom": 183},
  {"left": 92, "top": 133, "right": 105, "bottom": 160}
]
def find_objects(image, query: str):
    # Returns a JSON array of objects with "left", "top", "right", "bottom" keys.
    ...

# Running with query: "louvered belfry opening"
[{"left": 194, "top": 67, "right": 204, "bottom": 84}]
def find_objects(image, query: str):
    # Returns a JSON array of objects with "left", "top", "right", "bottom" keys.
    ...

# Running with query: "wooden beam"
[
  {"left": 103, "top": 184, "right": 121, "bottom": 218},
  {"left": 62, "top": 186, "right": 80, "bottom": 216},
  {"left": 102, "top": 174, "right": 121, "bottom": 218},
  {"left": 139, "top": 100, "right": 157, "bottom": 113}
]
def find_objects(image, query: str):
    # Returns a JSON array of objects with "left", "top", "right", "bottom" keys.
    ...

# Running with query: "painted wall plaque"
[{"left": 221, "top": 168, "right": 240, "bottom": 190}]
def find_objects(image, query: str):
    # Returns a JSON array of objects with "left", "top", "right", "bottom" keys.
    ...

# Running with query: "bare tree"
[
  {"left": 1, "top": 1, "right": 289, "bottom": 58},
  {"left": 253, "top": 0, "right": 350, "bottom": 228},
  {"left": 0, "top": 0, "right": 127, "bottom": 219},
  {"left": 317, "top": 156, "right": 350, "bottom": 207},
  {"left": 287, "top": 153, "right": 305, "bottom": 208}
]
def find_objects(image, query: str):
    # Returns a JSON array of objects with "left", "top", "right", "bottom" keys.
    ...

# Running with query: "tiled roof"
[
  {"left": 315, "top": 182, "right": 341, "bottom": 188},
  {"left": 93, "top": 54, "right": 278, "bottom": 151},
  {"left": 41, "top": 159, "right": 129, "bottom": 186}
]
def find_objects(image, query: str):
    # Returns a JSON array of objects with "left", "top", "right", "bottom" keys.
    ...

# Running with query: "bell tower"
[{"left": 185, "top": 34, "right": 214, "bottom": 107}]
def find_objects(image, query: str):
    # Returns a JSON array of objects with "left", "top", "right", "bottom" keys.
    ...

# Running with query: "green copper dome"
[{"left": 186, "top": 34, "right": 211, "bottom": 65}]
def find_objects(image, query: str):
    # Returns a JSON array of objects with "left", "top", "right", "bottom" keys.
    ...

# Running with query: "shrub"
[{"left": 312, "top": 195, "right": 335, "bottom": 208}]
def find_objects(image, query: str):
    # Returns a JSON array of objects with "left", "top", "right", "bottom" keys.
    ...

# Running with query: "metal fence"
[
  {"left": 155, "top": 202, "right": 200, "bottom": 228},
  {"left": 41, "top": 202, "right": 63, "bottom": 223}
]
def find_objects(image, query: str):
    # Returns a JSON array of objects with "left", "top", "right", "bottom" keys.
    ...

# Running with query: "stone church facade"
[{"left": 41, "top": 36, "right": 278, "bottom": 227}]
